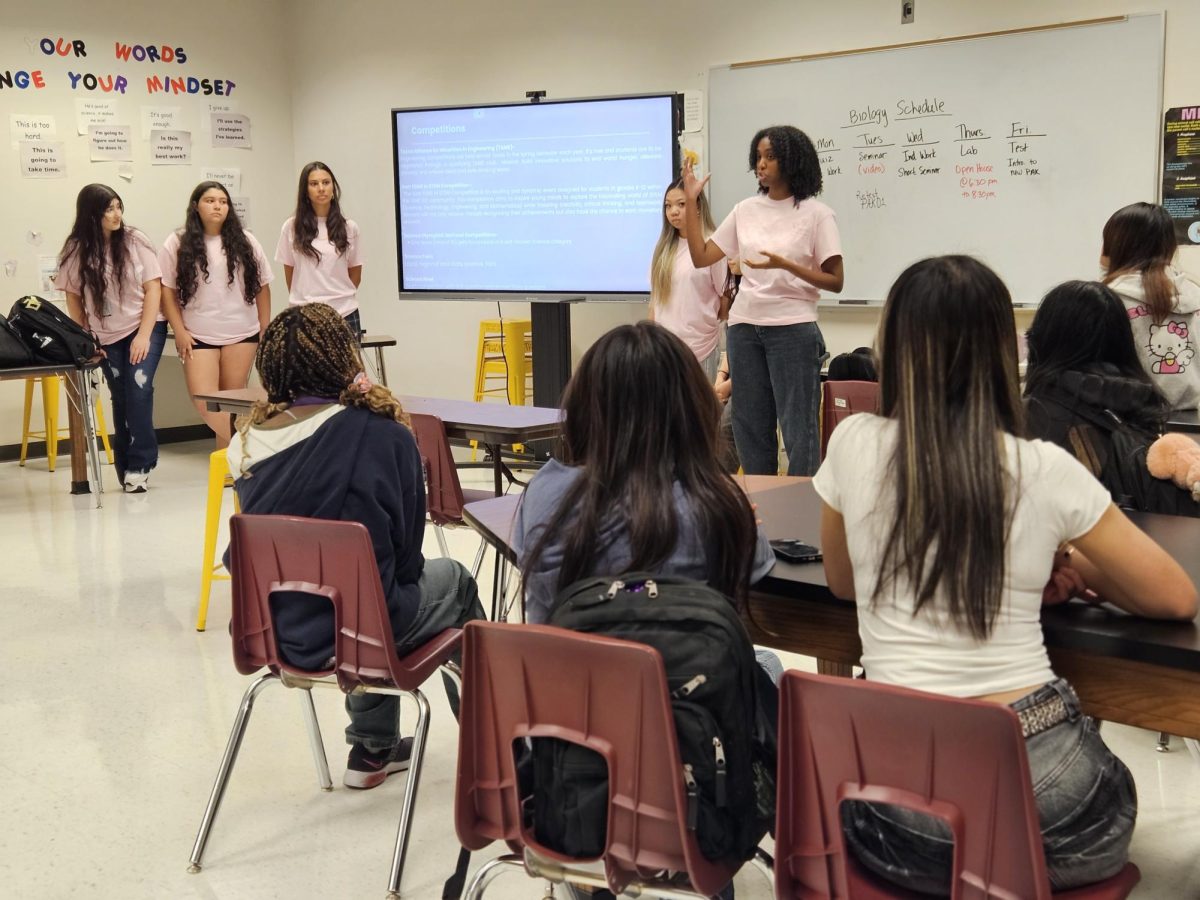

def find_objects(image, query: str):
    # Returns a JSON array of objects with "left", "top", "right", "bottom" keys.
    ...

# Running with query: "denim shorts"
[{"left": 840, "top": 678, "right": 1137, "bottom": 894}]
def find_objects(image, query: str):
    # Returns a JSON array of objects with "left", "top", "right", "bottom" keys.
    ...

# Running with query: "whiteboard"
[{"left": 707, "top": 14, "right": 1164, "bottom": 304}]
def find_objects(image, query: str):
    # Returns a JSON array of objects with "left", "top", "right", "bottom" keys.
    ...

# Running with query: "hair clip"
[{"left": 351, "top": 371, "right": 372, "bottom": 393}]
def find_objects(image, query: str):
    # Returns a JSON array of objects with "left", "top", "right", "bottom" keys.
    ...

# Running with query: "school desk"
[
  {"left": 461, "top": 476, "right": 1200, "bottom": 740},
  {"left": 1167, "top": 410, "right": 1200, "bottom": 435}
]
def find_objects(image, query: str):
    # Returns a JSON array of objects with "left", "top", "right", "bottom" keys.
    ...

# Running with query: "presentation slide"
[{"left": 393, "top": 95, "right": 677, "bottom": 295}]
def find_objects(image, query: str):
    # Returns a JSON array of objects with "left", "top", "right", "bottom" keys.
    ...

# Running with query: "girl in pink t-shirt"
[
  {"left": 54, "top": 183, "right": 165, "bottom": 493},
  {"left": 648, "top": 180, "right": 728, "bottom": 381},
  {"left": 160, "top": 180, "right": 274, "bottom": 448},
  {"left": 683, "top": 126, "right": 844, "bottom": 477},
  {"left": 275, "top": 161, "right": 365, "bottom": 335}
]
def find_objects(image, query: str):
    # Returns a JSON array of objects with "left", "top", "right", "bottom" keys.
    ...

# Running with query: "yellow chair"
[
  {"left": 472, "top": 319, "right": 534, "bottom": 459},
  {"left": 20, "top": 375, "right": 114, "bottom": 471},
  {"left": 196, "top": 449, "right": 241, "bottom": 632}
]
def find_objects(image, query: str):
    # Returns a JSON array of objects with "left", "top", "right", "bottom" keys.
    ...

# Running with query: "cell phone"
[{"left": 770, "top": 539, "right": 822, "bottom": 564}]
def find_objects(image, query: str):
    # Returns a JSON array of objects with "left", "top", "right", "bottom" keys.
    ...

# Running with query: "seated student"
[
  {"left": 1025, "top": 280, "right": 1198, "bottom": 516},
  {"left": 814, "top": 256, "right": 1197, "bottom": 895},
  {"left": 228, "top": 304, "right": 484, "bottom": 789}
]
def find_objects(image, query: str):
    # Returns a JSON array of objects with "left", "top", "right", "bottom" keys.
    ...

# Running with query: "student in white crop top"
[
  {"left": 813, "top": 255, "right": 1196, "bottom": 894},
  {"left": 682, "top": 125, "right": 843, "bottom": 477}
]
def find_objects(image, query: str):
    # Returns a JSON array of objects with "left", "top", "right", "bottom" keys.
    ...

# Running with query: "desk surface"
[
  {"left": 0, "top": 361, "right": 99, "bottom": 380},
  {"left": 1167, "top": 409, "right": 1200, "bottom": 434}
]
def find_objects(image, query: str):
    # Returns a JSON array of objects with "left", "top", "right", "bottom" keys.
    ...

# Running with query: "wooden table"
[
  {"left": 196, "top": 389, "right": 562, "bottom": 496},
  {"left": 1167, "top": 409, "right": 1200, "bottom": 434},
  {"left": 2, "top": 362, "right": 105, "bottom": 507},
  {"left": 463, "top": 476, "right": 1200, "bottom": 739}
]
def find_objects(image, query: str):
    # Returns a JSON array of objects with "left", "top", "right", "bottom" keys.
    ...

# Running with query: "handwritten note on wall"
[
  {"left": 211, "top": 113, "right": 251, "bottom": 148},
  {"left": 150, "top": 129, "right": 191, "bottom": 164},
  {"left": 141, "top": 106, "right": 182, "bottom": 139},
  {"left": 201, "top": 166, "right": 240, "bottom": 192},
  {"left": 10, "top": 114, "right": 57, "bottom": 144},
  {"left": 75, "top": 99, "right": 118, "bottom": 135},
  {"left": 19, "top": 141, "right": 66, "bottom": 178}
]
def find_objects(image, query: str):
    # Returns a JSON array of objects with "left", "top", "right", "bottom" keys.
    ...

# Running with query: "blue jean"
[
  {"left": 841, "top": 679, "right": 1137, "bottom": 894},
  {"left": 727, "top": 322, "right": 825, "bottom": 476},
  {"left": 342, "top": 309, "right": 363, "bottom": 343},
  {"left": 101, "top": 321, "right": 167, "bottom": 479},
  {"left": 345, "top": 558, "right": 484, "bottom": 750}
]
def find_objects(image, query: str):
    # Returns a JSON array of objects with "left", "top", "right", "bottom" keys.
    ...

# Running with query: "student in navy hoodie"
[{"left": 227, "top": 303, "right": 483, "bottom": 789}]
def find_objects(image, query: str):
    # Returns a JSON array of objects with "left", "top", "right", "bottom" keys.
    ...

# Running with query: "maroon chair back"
[
  {"left": 776, "top": 671, "right": 1139, "bottom": 900},
  {"left": 454, "top": 621, "right": 738, "bottom": 898},
  {"left": 408, "top": 412, "right": 468, "bottom": 526},
  {"left": 228, "top": 514, "right": 458, "bottom": 692},
  {"left": 820, "top": 380, "right": 880, "bottom": 460}
]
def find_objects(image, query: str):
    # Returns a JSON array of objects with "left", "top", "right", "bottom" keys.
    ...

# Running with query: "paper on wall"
[
  {"left": 202, "top": 166, "right": 241, "bottom": 192},
  {"left": 141, "top": 106, "right": 182, "bottom": 139},
  {"left": 150, "top": 129, "right": 191, "bottom": 165},
  {"left": 232, "top": 196, "right": 250, "bottom": 228},
  {"left": 19, "top": 141, "right": 66, "bottom": 178},
  {"left": 89, "top": 124, "right": 133, "bottom": 161},
  {"left": 76, "top": 98, "right": 118, "bottom": 135},
  {"left": 211, "top": 113, "right": 251, "bottom": 148},
  {"left": 201, "top": 102, "right": 237, "bottom": 131},
  {"left": 683, "top": 90, "right": 704, "bottom": 134},
  {"left": 10, "top": 113, "right": 57, "bottom": 146}
]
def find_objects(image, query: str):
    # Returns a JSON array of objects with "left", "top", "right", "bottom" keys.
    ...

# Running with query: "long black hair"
[
  {"left": 748, "top": 125, "right": 822, "bottom": 204},
  {"left": 520, "top": 321, "right": 759, "bottom": 605},
  {"left": 875, "top": 255, "right": 1024, "bottom": 640},
  {"left": 58, "top": 183, "right": 136, "bottom": 316},
  {"left": 1102, "top": 202, "right": 1178, "bottom": 323},
  {"left": 291, "top": 161, "right": 349, "bottom": 263},
  {"left": 1025, "top": 279, "right": 1169, "bottom": 428},
  {"left": 174, "top": 181, "right": 261, "bottom": 307}
]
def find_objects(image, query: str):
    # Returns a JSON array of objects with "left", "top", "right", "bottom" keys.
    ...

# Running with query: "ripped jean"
[
  {"left": 101, "top": 321, "right": 166, "bottom": 479},
  {"left": 841, "top": 679, "right": 1137, "bottom": 894}
]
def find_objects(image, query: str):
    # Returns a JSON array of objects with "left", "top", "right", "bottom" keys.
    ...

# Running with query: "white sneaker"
[{"left": 123, "top": 470, "right": 150, "bottom": 493}]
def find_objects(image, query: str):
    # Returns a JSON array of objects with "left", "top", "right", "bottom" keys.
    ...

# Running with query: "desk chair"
[
  {"left": 820, "top": 380, "right": 880, "bottom": 460},
  {"left": 188, "top": 514, "right": 463, "bottom": 899},
  {"left": 775, "top": 671, "right": 1140, "bottom": 899},
  {"left": 19, "top": 373, "right": 113, "bottom": 470},
  {"left": 455, "top": 621, "right": 742, "bottom": 899}
]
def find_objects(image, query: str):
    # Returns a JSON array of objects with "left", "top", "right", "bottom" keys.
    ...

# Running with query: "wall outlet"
[{"left": 901, "top": 0, "right": 915, "bottom": 24}]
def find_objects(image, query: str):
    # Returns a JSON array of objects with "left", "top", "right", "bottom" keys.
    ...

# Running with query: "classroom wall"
[
  {"left": 286, "top": 0, "right": 1200, "bottom": 403},
  {"left": 0, "top": 0, "right": 295, "bottom": 446}
]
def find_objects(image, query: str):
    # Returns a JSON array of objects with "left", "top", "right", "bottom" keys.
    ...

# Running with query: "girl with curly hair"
[
  {"left": 682, "top": 125, "right": 843, "bottom": 476},
  {"left": 159, "top": 181, "right": 273, "bottom": 448}
]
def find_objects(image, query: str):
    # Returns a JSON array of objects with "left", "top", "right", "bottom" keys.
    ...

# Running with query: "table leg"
[
  {"left": 63, "top": 371, "right": 91, "bottom": 497},
  {"left": 488, "top": 443, "right": 503, "bottom": 496},
  {"left": 79, "top": 370, "right": 104, "bottom": 507},
  {"left": 374, "top": 347, "right": 388, "bottom": 387}
]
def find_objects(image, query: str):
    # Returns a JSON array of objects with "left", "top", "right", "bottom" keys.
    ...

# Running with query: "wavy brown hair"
[
  {"left": 235, "top": 305, "right": 405, "bottom": 471},
  {"left": 520, "top": 321, "right": 759, "bottom": 606},
  {"left": 1102, "top": 202, "right": 1178, "bottom": 323},
  {"left": 875, "top": 255, "right": 1024, "bottom": 639},
  {"left": 291, "top": 161, "right": 349, "bottom": 263},
  {"left": 174, "top": 181, "right": 262, "bottom": 307}
]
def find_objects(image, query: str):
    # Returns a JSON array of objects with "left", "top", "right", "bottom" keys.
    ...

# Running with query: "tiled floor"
[{"left": 1, "top": 440, "right": 1198, "bottom": 899}]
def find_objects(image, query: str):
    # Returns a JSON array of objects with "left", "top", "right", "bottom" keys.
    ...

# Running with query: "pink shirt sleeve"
[
  {"left": 158, "top": 233, "right": 180, "bottom": 290},
  {"left": 812, "top": 208, "right": 842, "bottom": 266},
  {"left": 711, "top": 206, "right": 739, "bottom": 260},
  {"left": 345, "top": 220, "right": 364, "bottom": 268},
  {"left": 275, "top": 219, "right": 296, "bottom": 266},
  {"left": 52, "top": 248, "right": 81, "bottom": 295},
  {"left": 248, "top": 233, "right": 275, "bottom": 287},
  {"left": 130, "top": 232, "right": 162, "bottom": 284}
]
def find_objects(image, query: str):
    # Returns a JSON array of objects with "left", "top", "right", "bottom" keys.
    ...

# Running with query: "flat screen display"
[{"left": 392, "top": 94, "right": 680, "bottom": 298}]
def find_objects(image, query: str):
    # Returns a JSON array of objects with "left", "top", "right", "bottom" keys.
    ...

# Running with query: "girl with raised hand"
[
  {"left": 649, "top": 178, "right": 728, "bottom": 381},
  {"left": 54, "top": 183, "right": 165, "bottom": 493},
  {"left": 1102, "top": 201, "right": 1200, "bottom": 410},
  {"left": 275, "top": 161, "right": 365, "bottom": 336},
  {"left": 682, "top": 125, "right": 843, "bottom": 476},
  {"left": 160, "top": 180, "right": 273, "bottom": 448},
  {"left": 815, "top": 255, "right": 1196, "bottom": 894}
]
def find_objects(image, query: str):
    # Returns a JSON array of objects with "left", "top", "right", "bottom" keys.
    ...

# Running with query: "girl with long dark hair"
[
  {"left": 159, "top": 181, "right": 273, "bottom": 448},
  {"left": 228, "top": 303, "right": 482, "bottom": 789},
  {"left": 814, "top": 255, "right": 1196, "bottom": 893},
  {"left": 54, "top": 183, "right": 165, "bottom": 493},
  {"left": 682, "top": 125, "right": 843, "bottom": 476},
  {"left": 1102, "top": 201, "right": 1200, "bottom": 410},
  {"left": 274, "top": 162, "right": 365, "bottom": 335}
]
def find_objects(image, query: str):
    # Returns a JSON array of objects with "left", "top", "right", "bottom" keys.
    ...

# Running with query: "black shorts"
[{"left": 191, "top": 333, "right": 260, "bottom": 351}]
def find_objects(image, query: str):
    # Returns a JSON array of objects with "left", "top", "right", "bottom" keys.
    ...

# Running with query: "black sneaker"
[{"left": 343, "top": 738, "right": 413, "bottom": 790}]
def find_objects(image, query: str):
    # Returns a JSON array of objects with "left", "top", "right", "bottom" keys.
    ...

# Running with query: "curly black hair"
[
  {"left": 175, "top": 181, "right": 261, "bottom": 307},
  {"left": 748, "top": 125, "right": 822, "bottom": 204}
]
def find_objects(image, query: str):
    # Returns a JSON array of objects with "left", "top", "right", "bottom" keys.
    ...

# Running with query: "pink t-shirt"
[
  {"left": 53, "top": 229, "right": 163, "bottom": 345},
  {"left": 159, "top": 231, "right": 274, "bottom": 345},
  {"left": 654, "top": 243, "right": 727, "bottom": 362},
  {"left": 711, "top": 195, "right": 841, "bottom": 326},
  {"left": 275, "top": 216, "right": 363, "bottom": 316}
]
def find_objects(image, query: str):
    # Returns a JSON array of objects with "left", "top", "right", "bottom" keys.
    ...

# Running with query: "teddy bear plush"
[{"left": 1147, "top": 432, "right": 1200, "bottom": 502}]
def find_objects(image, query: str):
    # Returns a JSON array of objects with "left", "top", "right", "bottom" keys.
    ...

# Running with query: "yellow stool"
[
  {"left": 20, "top": 375, "right": 114, "bottom": 471},
  {"left": 472, "top": 318, "right": 533, "bottom": 406},
  {"left": 195, "top": 449, "right": 241, "bottom": 632}
]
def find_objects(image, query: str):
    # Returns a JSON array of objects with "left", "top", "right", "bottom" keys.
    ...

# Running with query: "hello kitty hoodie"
[{"left": 1108, "top": 267, "right": 1200, "bottom": 410}]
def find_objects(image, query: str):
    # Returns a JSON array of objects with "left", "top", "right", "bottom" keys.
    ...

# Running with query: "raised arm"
[{"left": 681, "top": 159, "right": 726, "bottom": 269}]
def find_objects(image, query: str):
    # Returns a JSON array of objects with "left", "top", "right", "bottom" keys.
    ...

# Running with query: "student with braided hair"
[{"left": 227, "top": 303, "right": 483, "bottom": 789}]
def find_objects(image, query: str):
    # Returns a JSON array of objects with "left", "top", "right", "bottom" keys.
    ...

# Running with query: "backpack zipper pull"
[
  {"left": 671, "top": 674, "right": 707, "bottom": 699},
  {"left": 683, "top": 764, "right": 699, "bottom": 830},
  {"left": 605, "top": 579, "right": 625, "bottom": 599},
  {"left": 646, "top": 579, "right": 658, "bottom": 598},
  {"left": 713, "top": 737, "right": 728, "bottom": 807}
]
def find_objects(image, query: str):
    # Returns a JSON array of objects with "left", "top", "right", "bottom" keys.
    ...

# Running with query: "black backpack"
[
  {"left": 0, "top": 312, "right": 34, "bottom": 368},
  {"left": 8, "top": 295, "right": 98, "bottom": 365},
  {"left": 531, "top": 574, "right": 777, "bottom": 865}
]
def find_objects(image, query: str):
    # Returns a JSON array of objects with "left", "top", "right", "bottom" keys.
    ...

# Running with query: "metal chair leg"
[
  {"left": 188, "top": 673, "right": 279, "bottom": 872},
  {"left": 298, "top": 688, "right": 332, "bottom": 791},
  {"left": 470, "top": 538, "right": 487, "bottom": 580},
  {"left": 463, "top": 854, "right": 524, "bottom": 900},
  {"left": 1156, "top": 732, "right": 1171, "bottom": 752},
  {"left": 386, "top": 688, "right": 432, "bottom": 898},
  {"left": 436, "top": 525, "right": 451, "bottom": 558}
]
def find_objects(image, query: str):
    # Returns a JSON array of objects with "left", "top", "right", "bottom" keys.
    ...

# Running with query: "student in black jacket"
[
  {"left": 228, "top": 303, "right": 484, "bottom": 788},
  {"left": 1024, "top": 280, "right": 1198, "bottom": 516}
]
